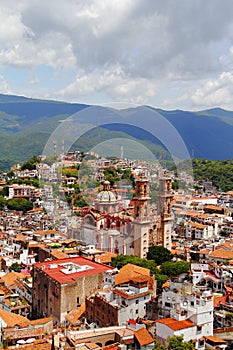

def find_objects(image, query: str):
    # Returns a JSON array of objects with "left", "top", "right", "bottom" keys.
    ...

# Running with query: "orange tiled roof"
[
  {"left": 14, "top": 234, "right": 27, "bottom": 241},
  {"left": 30, "top": 317, "right": 53, "bottom": 326},
  {"left": 115, "top": 264, "right": 150, "bottom": 285},
  {"left": 86, "top": 252, "right": 117, "bottom": 264},
  {"left": 187, "top": 221, "right": 205, "bottom": 229},
  {"left": 205, "top": 336, "right": 226, "bottom": 344},
  {"left": 214, "top": 295, "right": 227, "bottom": 308},
  {"left": 0, "top": 308, "right": 30, "bottom": 328},
  {"left": 217, "top": 242, "right": 232, "bottom": 250},
  {"left": 34, "top": 229, "right": 59, "bottom": 235},
  {"left": 156, "top": 317, "right": 195, "bottom": 331},
  {"left": 65, "top": 304, "right": 86, "bottom": 325},
  {"left": 209, "top": 248, "right": 233, "bottom": 260},
  {"left": 185, "top": 211, "right": 200, "bottom": 217},
  {"left": 171, "top": 249, "right": 183, "bottom": 255},
  {"left": 86, "top": 343, "right": 100, "bottom": 349},
  {"left": 1, "top": 271, "right": 26, "bottom": 287},
  {"left": 162, "top": 281, "right": 170, "bottom": 289},
  {"left": 204, "top": 205, "right": 223, "bottom": 211},
  {"left": 192, "top": 196, "right": 217, "bottom": 201},
  {"left": 50, "top": 250, "right": 69, "bottom": 259},
  {"left": 198, "top": 214, "right": 212, "bottom": 219},
  {"left": 134, "top": 327, "right": 154, "bottom": 346}
]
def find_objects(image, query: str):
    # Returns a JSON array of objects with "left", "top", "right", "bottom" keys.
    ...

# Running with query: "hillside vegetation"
[
  {"left": 0, "top": 94, "right": 233, "bottom": 170},
  {"left": 192, "top": 158, "right": 233, "bottom": 192},
  {"left": 178, "top": 158, "right": 233, "bottom": 192}
]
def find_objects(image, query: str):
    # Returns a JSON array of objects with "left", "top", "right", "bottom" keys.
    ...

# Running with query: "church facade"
[{"left": 79, "top": 172, "right": 174, "bottom": 258}]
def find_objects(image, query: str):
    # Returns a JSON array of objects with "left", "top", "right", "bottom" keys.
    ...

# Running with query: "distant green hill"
[{"left": 0, "top": 94, "right": 233, "bottom": 170}]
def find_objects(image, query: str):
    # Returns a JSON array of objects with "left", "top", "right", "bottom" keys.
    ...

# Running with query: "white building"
[{"left": 156, "top": 281, "right": 217, "bottom": 350}]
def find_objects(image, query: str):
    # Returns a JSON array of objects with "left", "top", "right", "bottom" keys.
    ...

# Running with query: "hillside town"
[{"left": 0, "top": 151, "right": 232, "bottom": 349}]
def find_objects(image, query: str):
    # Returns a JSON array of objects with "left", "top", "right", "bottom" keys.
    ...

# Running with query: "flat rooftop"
[{"left": 34, "top": 256, "right": 113, "bottom": 284}]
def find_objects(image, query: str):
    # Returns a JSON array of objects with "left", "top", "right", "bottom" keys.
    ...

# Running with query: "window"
[
  {"left": 136, "top": 299, "right": 139, "bottom": 304},
  {"left": 136, "top": 310, "right": 138, "bottom": 314}
]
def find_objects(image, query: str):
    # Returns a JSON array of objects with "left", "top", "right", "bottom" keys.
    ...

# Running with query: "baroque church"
[{"left": 79, "top": 172, "right": 174, "bottom": 258}]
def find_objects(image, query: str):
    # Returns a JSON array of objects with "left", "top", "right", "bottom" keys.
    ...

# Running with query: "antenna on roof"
[{"left": 53, "top": 141, "right": 57, "bottom": 155}]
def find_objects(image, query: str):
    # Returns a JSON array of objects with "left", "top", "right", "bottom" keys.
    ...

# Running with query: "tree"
[
  {"left": 147, "top": 245, "right": 173, "bottom": 265},
  {"left": 160, "top": 261, "right": 190, "bottom": 277},
  {"left": 6, "top": 170, "right": 15, "bottom": 179},
  {"left": 153, "top": 339, "right": 166, "bottom": 350},
  {"left": 7, "top": 198, "right": 33, "bottom": 213},
  {"left": 167, "top": 335, "right": 194, "bottom": 350},
  {"left": 0, "top": 186, "right": 9, "bottom": 197},
  {"left": 21, "top": 156, "right": 40, "bottom": 170},
  {"left": 0, "top": 195, "right": 6, "bottom": 209},
  {"left": 9, "top": 262, "right": 21, "bottom": 272},
  {"left": 154, "top": 273, "right": 169, "bottom": 289},
  {"left": 111, "top": 254, "right": 158, "bottom": 275},
  {"left": 103, "top": 167, "right": 120, "bottom": 185}
]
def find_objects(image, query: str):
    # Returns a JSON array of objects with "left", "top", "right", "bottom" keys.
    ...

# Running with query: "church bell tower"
[
  {"left": 133, "top": 173, "right": 151, "bottom": 258},
  {"left": 157, "top": 171, "right": 173, "bottom": 250}
]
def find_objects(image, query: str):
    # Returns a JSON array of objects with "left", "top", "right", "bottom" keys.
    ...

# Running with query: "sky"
[{"left": 1, "top": 0, "right": 233, "bottom": 110}]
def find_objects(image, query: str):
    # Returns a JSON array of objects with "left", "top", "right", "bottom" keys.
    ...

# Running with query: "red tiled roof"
[
  {"left": 156, "top": 317, "right": 195, "bottom": 331},
  {"left": 205, "top": 271, "right": 220, "bottom": 281},
  {"left": 34, "top": 256, "right": 113, "bottom": 284}
]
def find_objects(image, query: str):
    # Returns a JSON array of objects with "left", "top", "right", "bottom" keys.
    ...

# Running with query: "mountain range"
[{"left": 0, "top": 93, "right": 232, "bottom": 170}]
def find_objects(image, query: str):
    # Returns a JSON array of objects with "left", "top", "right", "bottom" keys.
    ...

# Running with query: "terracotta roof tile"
[
  {"left": 30, "top": 317, "right": 53, "bottom": 326},
  {"left": 2, "top": 272, "right": 26, "bottom": 287},
  {"left": 187, "top": 221, "right": 205, "bottom": 229},
  {"left": 209, "top": 248, "right": 233, "bottom": 260},
  {"left": 214, "top": 295, "right": 227, "bottom": 308},
  {"left": 156, "top": 317, "right": 195, "bottom": 331},
  {"left": 65, "top": 304, "right": 86, "bottom": 325},
  {"left": 134, "top": 327, "right": 154, "bottom": 346},
  {"left": 115, "top": 264, "right": 150, "bottom": 285},
  {"left": 205, "top": 336, "right": 226, "bottom": 344},
  {"left": 34, "top": 256, "right": 113, "bottom": 284},
  {"left": 0, "top": 308, "right": 30, "bottom": 328}
]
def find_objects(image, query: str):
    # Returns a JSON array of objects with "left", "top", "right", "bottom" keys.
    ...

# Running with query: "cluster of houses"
[{"left": 0, "top": 152, "right": 232, "bottom": 348}]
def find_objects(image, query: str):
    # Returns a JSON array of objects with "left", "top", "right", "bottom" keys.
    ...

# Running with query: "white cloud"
[
  {"left": 1, "top": 0, "right": 233, "bottom": 109},
  {"left": 57, "top": 65, "right": 159, "bottom": 104},
  {"left": 0, "top": 75, "right": 12, "bottom": 94},
  {"left": 191, "top": 72, "right": 233, "bottom": 108}
]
